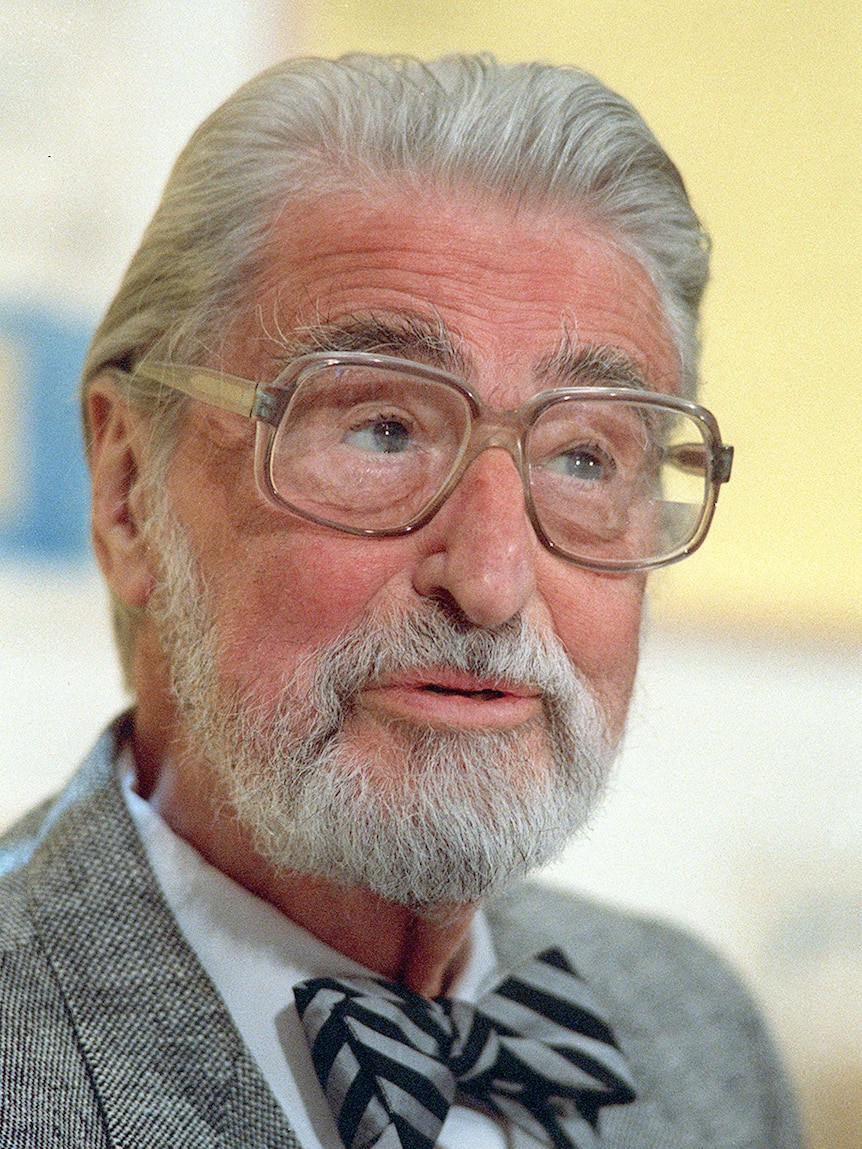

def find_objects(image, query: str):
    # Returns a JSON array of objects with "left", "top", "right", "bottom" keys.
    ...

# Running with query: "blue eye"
[
  {"left": 545, "top": 446, "right": 613, "bottom": 482},
  {"left": 344, "top": 418, "right": 413, "bottom": 454}
]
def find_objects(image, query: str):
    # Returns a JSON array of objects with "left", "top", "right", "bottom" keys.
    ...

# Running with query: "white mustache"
[{"left": 287, "top": 604, "right": 597, "bottom": 741}]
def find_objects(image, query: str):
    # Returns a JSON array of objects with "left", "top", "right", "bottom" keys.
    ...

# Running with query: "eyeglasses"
[{"left": 122, "top": 352, "right": 733, "bottom": 572}]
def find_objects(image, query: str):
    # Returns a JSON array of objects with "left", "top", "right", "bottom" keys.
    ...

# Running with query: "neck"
[{"left": 262, "top": 875, "right": 477, "bottom": 996}]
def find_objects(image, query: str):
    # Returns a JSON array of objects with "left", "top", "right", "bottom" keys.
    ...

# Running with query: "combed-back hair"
[{"left": 83, "top": 53, "right": 710, "bottom": 680}]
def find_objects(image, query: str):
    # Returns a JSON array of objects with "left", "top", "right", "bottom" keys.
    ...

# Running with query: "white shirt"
[{"left": 121, "top": 759, "right": 512, "bottom": 1148}]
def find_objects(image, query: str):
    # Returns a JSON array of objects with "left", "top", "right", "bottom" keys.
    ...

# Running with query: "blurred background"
[{"left": 1, "top": 2, "right": 859, "bottom": 1145}]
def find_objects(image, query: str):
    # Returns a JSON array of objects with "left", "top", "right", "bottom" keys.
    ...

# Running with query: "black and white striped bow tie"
[{"left": 294, "top": 948, "right": 636, "bottom": 1149}]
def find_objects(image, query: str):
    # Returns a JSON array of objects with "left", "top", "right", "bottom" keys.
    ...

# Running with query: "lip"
[{"left": 360, "top": 669, "right": 543, "bottom": 729}]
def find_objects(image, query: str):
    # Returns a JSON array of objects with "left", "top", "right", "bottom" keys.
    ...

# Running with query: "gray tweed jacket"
[{"left": 0, "top": 717, "right": 802, "bottom": 1148}]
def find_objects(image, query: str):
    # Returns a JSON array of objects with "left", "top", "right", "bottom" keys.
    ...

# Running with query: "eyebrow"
[
  {"left": 535, "top": 336, "right": 651, "bottom": 391},
  {"left": 268, "top": 310, "right": 651, "bottom": 393},
  {"left": 267, "top": 310, "right": 471, "bottom": 378}
]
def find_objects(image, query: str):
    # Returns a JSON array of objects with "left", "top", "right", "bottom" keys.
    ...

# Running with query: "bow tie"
[{"left": 294, "top": 948, "right": 636, "bottom": 1149}]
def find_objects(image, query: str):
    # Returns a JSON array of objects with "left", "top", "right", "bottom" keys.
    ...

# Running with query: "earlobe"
[{"left": 87, "top": 376, "right": 157, "bottom": 609}]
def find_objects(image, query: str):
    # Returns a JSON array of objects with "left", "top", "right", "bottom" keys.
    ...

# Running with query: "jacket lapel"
[{"left": 25, "top": 721, "right": 302, "bottom": 1149}]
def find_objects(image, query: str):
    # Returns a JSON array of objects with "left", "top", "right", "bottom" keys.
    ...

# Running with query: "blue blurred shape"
[{"left": 0, "top": 303, "right": 92, "bottom": 560}]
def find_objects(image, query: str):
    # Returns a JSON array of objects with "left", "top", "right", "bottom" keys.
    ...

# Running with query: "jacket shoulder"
[{"left": 487, "top": 882, "right": 803, "bottom": 1148}]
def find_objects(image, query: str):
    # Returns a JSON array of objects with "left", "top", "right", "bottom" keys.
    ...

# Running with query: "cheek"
[
  {"left": 165, "top": 417, "right": 409, "bottom": 697},
  {"left": 546, "top": 570, "right": 645, "bottom": 736},
  {"left": 206, "top": 528, "right": 411, "bottom": 695}
]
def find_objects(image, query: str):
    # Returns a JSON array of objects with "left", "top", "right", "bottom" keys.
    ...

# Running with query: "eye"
[
  {"left": 544, "top": 444, "right": 615, "bottom": 482},
  {"left": 343, "top": 416, "right": 414, "bottom": 454}
]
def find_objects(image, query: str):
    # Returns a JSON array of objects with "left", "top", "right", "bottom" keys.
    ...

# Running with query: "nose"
[{"left": 411, "top": 448, "right": 538, "bottom": 627}]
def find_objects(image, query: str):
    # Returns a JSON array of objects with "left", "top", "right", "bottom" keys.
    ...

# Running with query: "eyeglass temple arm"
[
  {"left": 120, "top": 363, "right": 270, "bottom": 421},
  {"left": 666, "top": 442, "right": 734, "bottom": 484}
]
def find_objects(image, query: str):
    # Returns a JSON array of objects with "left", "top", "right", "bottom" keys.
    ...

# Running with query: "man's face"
[{"left": 142, "top": 185, "right": 680, "bottom": 903}]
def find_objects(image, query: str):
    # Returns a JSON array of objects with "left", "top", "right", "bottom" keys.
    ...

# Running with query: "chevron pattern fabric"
[{"left": 294, "top": 948, "right": 636, "bottom": 1149}]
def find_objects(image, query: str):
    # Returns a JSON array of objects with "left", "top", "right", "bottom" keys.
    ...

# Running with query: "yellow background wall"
[{"left": 289, "top": 0, "right": 861, "bottom": 637}]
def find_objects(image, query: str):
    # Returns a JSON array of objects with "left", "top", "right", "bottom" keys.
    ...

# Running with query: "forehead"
[{"left": 244, "top": 184, "right": 681, "bottom": 398}]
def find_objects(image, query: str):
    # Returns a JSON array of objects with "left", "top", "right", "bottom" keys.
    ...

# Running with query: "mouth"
[
  {"left": 359, "top": 669, "right": 541, "bottom": 729},
  {"left": 421, "top": 683, "right": 507, "bottom": 701}
]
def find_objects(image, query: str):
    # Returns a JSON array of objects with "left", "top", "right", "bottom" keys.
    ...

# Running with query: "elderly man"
[{"left": 0, "top": 55, "right": 799, "bottom": 1148}]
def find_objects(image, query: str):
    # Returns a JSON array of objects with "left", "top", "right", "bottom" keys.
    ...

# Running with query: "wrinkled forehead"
[{"left": 231, "top": 184, "right": 682, "bottom": 401}]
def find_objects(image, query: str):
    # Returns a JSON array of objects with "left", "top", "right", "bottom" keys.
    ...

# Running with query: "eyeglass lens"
[{"left": 267, "top": 362, "right": 712, "bottom": 565}]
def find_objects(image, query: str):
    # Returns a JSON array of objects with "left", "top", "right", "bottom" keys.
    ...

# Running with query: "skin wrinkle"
[{"left": 248, "top": 188, "right": 677, "bottom": 389}]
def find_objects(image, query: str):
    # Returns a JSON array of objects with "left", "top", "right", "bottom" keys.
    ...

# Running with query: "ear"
[{"left": 87, "top": 375, "right": 157, "bottom": 609}]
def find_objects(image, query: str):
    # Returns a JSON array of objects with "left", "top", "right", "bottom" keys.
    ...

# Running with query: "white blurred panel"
[
  {"left": 0, "top": 567, "right": 126, "bottom": 819},
  {"left": 0, "top": 0, "right": 278, "bottom": 317},
  {"left": 544, "top": 627, "right": 862, "bottom": 951}
]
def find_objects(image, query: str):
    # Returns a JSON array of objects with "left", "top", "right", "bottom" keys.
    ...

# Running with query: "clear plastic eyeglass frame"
[{"left": 119, "top": 351, "right": 734, "bottom": 573}]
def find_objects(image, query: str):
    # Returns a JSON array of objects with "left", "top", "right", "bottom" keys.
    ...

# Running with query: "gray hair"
[{"left": 83, "top": 53, "right": 710, "bottom": 681}]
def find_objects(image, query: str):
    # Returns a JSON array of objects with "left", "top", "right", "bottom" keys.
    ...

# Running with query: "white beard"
[{"left": 147, "top": 497, "right": 619, "bottom": 910}]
